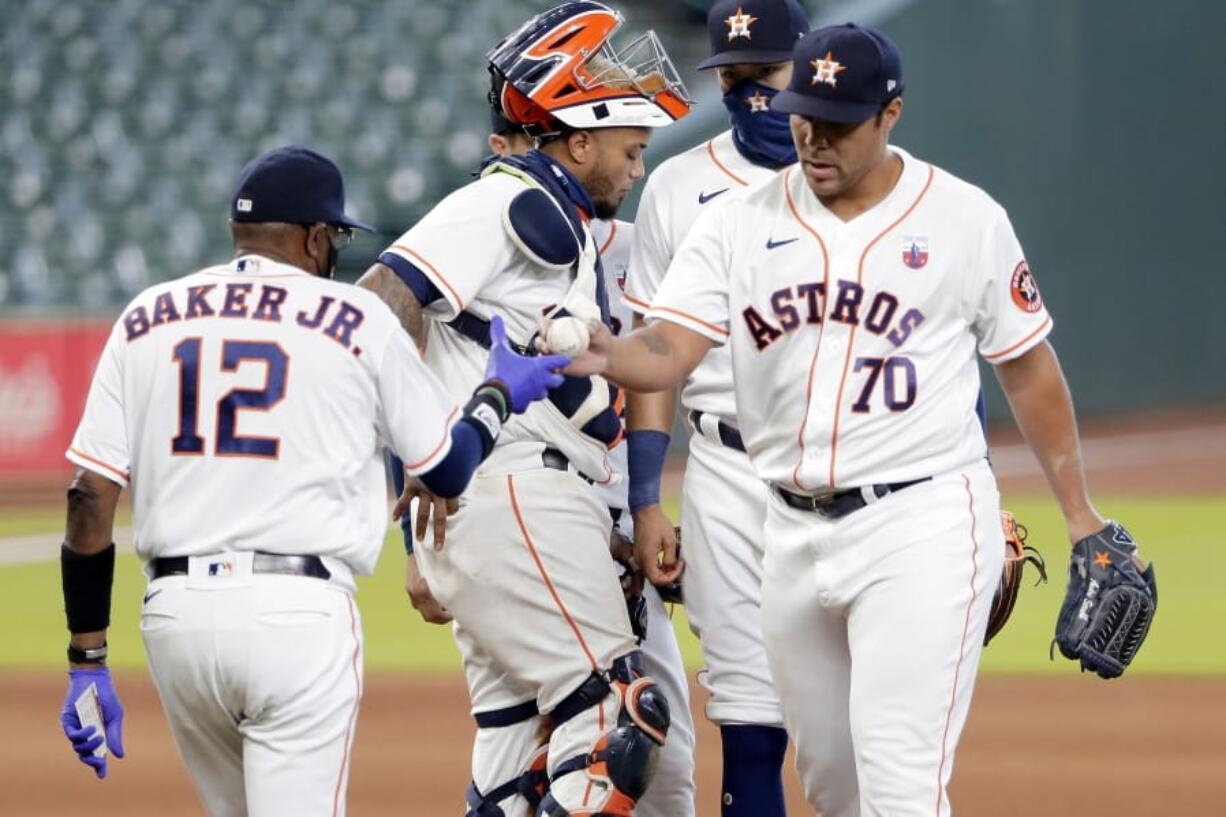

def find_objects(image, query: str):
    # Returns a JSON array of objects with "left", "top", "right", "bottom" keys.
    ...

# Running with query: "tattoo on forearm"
[
  {"left": 357, "top": 264, "right": 426, "bottom": 349},
  {"left": 637, "top": 329, "right": 670, "bottom": 356}
]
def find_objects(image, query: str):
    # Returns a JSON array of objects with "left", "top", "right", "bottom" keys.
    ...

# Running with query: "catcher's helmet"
[{"left": 488, "top": 1, "right": 692, "bottom": 136}]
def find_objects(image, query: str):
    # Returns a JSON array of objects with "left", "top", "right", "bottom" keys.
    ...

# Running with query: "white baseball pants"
[
  {"left": 140, "top": 567, "right": 363, "bottom": 817},
  {"left": 760, "top": 460, "right": 1005, "bottom": 817},
  {"left": 681, "top": 431, "right": 784, "bottom": 727},
  {"left": 415, "top": 464, "right": 640, "bottom": 815}
]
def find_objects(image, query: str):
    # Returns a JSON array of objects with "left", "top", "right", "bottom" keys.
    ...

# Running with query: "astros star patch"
[
  {"left": 1010, "top": 261, "right": 1043, "bottom": 312},
  {"left": 745, "top": 91, "right": 771, "bottom": 112}
]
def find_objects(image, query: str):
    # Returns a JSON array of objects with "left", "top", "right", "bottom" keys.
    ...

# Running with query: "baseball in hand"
[{"left": 545, "top": 317, "right": 590, "bottom": 356}]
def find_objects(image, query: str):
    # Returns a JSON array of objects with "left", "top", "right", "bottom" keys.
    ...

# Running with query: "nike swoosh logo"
[
  {"left": 143, "top": 588, "right": 163, "bottom": 605},
  {"left": 698, "top": 188, "right": 730, "bottom": 204},
  {"left": 766, "top": 237, "right": 799, "bottom": 250}
]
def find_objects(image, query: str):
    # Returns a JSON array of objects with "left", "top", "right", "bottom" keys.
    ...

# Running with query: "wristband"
[
  {"left": 67, "top": 643, "right": 108, "bottom": 664},
  {"left": 474, "top": 381, "right": 511, "bottom": 422},
  {"left": 627, "top": 429, "right": 670, "bottom": 514},
  {"left": 461, "top": 384, "right": 511, "bottom": 460}
]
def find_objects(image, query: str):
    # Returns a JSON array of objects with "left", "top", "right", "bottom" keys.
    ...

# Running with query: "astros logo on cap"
[
  {"left": 725, "top": 6, "right": 758, "bottom": 41},
  {"left": 811, "top": 51, "right": 846, "bottom": 87}
]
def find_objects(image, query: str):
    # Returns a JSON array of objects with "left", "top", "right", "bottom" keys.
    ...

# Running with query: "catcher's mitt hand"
[
  {"left": 1052, "top": 521, "right": 1157, "bottom": 679},
  {"left": 610, "top": 527, "right": 648, "bottom": 643},
  {"left": 984, "top": 510, "right": 1047, "bottom": 646}
]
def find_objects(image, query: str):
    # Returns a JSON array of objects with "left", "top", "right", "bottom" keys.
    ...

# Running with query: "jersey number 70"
[
  {"left": 850, "top": 356, "right": 916, "bottom": 413},
  {"left": 171, "top": 338, "right": 288, "bottom": 458}
]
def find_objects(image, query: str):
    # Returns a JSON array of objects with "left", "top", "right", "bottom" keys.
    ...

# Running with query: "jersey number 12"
[{"left": 171, "top": 338, "right": 288, "bottom": 458}]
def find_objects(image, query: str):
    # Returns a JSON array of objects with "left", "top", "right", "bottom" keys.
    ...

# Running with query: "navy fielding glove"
[{"left": 1053, "top": 521, "right": 1157, "bottom": 679}]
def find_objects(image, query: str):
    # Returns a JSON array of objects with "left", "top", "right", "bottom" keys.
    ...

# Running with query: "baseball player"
[
  {"left": 621, "top": 2, "right": 808, "bottom": 814},
  {"left": 388, "top": 104, "right": 699, "bottom": 817},
  {"left": 56, "top": 146, "right": 567, "bottom": 815},
  {"left": 487, "top": 109, "right": 699, "bottom": 817},
  {"left": 355, "top": 4, "right": 692, "bottom": 815},
  {"left": 546, "top": 23, "right": 1140, "bottom": 816}
]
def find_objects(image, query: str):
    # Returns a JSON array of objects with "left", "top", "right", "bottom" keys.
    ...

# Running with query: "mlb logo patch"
[
  {"left": 615, "top": 263, "right": 627, "bottom": 292},
  {"left": 902, "top": 236, "right": 928, "bottom": 269},
  {"left": 207, "top": 559, "right": 235, "bottom": 577},
  {"left": 235, "top": 198, "right": 253, "bottom": 213}
]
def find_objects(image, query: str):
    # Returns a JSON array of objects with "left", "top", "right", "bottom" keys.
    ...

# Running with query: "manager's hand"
[{"left": 60, "top": 666, "right": 125, "bottom": 778}]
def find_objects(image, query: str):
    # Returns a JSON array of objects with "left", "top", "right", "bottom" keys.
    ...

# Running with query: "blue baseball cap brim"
[
  {"left": 234, "top": 205, "right": 376, "bottom": 234},
  {"left": 770, "top": 89, "right": 887, "bottom": 124},
  {"left": 335, "top": 213, "right": 376, "bottom": 233},
  {"left": 696, "top": 47, "right": 797, "bottom": 71}
]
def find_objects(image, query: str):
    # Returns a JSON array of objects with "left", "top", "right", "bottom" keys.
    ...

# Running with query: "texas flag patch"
[{"left": 902, "top": 236, "right": 928, "bottom": 269}]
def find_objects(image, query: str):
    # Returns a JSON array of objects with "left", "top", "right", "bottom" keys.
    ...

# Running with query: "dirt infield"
[{"left": 4, "top": 671, "right": 1223, "bottom": 816}]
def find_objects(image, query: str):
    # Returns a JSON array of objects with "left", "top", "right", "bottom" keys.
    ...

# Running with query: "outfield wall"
[{"left": 0, "top": 320, "right": 109, "bottom": 476}]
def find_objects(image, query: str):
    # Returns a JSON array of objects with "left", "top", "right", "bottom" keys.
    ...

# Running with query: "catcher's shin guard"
[
  {"left": 465, "top": 744, "right": 550, "bottom": 817},
  {"left": 541, "top": 662, "right": 671, "bottom": 816}
]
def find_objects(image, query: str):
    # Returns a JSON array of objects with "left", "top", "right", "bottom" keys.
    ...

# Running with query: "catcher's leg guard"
[
  {"left": 540, "top": 653, "right": 671, "bottom": 816},
  {"left": 465, "top": 743, "right": 550, "bottom": 817}
]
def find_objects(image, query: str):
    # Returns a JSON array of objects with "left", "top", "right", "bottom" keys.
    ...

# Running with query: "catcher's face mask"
[{"left": 487, "top": 0, "right": 692, "bottom": 136}]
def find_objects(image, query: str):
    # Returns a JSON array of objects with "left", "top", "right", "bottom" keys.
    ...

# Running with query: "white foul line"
[{"left": 0, "top": 527, "right": 134, "bottom": 566}]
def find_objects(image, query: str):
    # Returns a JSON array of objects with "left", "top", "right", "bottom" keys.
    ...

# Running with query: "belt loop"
[
  {"left": 860, "top": 485, "right": 879, "bottom": 506},
  {"left": 697, "top": 412, "right": 723, "bottom": 444}
]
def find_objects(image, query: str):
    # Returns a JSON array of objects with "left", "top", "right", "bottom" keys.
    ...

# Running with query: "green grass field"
[{"left": 3, "top": 495, "right": 1222, "bottom": 674}]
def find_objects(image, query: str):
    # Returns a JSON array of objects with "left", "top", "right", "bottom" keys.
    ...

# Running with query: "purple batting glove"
[
  {"left": 60, "top": 667, "right": 125, "bottom": 779},
  {"left": 485, "top": 314, "right": 570, "bottom": 413}
]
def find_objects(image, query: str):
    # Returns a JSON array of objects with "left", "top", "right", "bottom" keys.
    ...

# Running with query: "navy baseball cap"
[
  {"left": 771, "top": 23, "right": 904, "bottom": 124},
  {"left": 230, "top": 146, "right": 374, "bottom": 231},
  {"left": 697, "top": 0, "right": 809, "bottom": 70}
]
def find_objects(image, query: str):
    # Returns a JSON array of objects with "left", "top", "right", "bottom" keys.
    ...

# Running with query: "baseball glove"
[
  {"left": 610, "top": 527, "right": 648, "bottom": 643},
  {"left": 984, "top": 510, "right": 1047, "bottom": 646},
  {"left": 1052, "top": 521, "right": 1157, "bottom": 679}
]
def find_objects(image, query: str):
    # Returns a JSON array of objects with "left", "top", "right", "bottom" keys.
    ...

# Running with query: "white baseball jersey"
[
  {"left": 625, "top": 128, "right": 778, "bottom": 423},
  {"left": 649, "top": 146, "right": 1053, "bottom": 491},
  {"left": 588, "top": 217, "right": 699, "bottom": 817},
  {"left": 382, "top": 171, "right": 618, "bottom": 483},
  {"left": 67, "top": 254, "right": 460, "bottom": 576},
  {"left": 589, "top": 217, "right": 633, "bottom": 512}
]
